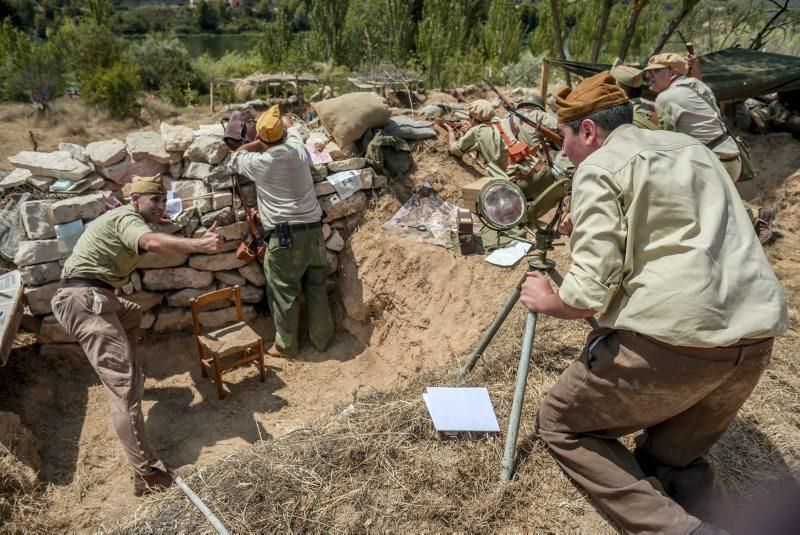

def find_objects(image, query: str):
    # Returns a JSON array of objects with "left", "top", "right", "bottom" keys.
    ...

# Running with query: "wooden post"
[
  {"left": 539, "top": 60, "right": 550, "bottom": 103},
  {"left": 210, "top": 82, "right": 215, "bottom": 112}
]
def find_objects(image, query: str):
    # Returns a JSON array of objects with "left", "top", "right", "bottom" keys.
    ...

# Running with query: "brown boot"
[
  {"left": 755, "top": 207, "right": 777, "bottom": 245},
  {"left": 133, "top": 468, "right": 175, "bottom": 497},
  {"left": 267, "top": 344, "right": 292, "bottom": 358}
]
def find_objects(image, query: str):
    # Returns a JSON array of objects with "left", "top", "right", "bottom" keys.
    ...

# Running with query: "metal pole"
[
  {"left": 174, "top": 476, "right": 230, "bottom": 535},
  {"left": 500, "top": 310, "right": 537, "bottom": 481},
  {"left": 458, "top": 286, "right": 521, "bottom": 379}
]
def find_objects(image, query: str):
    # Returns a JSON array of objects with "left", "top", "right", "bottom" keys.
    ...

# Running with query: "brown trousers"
[
  {"left": 536, "top": 329, "right": 772, "bottom": 534},
  {"left": 51, "top": 286, "right": 160, "bottom": 475}
]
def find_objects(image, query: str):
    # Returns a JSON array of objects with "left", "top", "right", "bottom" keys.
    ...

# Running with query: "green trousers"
[{"left": 263, "top": 226, "right": 334, "bottom": 356}]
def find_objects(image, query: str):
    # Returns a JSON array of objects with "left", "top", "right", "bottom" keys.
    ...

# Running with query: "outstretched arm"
[{"left": 139, "top": 222, "right": 224, "bottom": 255}]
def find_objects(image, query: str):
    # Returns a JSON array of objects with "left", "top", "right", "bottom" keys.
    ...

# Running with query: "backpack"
[{"left": 222, "top": 109, "right": 257, "bottom": 150}]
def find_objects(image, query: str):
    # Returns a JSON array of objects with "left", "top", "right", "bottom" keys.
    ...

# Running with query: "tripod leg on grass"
[
  {"left": 458, "top": 286, "right": 522, "bottom": 379},
  {"left": 500, "top": 310, "right": 538, "bottom": 481}
]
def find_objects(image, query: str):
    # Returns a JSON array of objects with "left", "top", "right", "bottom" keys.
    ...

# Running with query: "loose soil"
[{"left": 0, "top": 101, "right": 798, "bottom": 532}]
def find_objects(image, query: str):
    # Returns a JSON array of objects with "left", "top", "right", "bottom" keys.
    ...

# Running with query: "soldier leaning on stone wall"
[{"left": 50, "top": 175, "right": 224, "bottom": 497}]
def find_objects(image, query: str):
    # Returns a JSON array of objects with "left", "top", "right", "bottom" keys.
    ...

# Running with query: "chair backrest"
[{"left": 189, "top": 285, "right": 244, "bottom": 337}]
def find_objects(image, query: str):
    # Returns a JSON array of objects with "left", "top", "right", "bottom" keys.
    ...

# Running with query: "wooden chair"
[{"left": 189, "top": 285, "right": 266, "bottom": 399}]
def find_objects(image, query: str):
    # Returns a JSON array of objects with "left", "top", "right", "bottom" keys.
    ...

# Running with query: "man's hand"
[
  {"left": 520, "top": 271, "right": 556, "bottom": 313},
  {"left": 196, "top": 222, "right": 223, "bottom": 253},
  {"left": 282, "top": 115, "right": 294, "bottom": 128},
  {"left": 558, "top": 211, "right": 573, "bottom": 237}
]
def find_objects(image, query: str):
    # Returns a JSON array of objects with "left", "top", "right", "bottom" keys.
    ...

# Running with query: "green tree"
[
  {"left": 195, "top": 0, "right": 220, "bottom": 33},
  {"left": 308, "top": 0, "right": 349, "bottom": 64},
  {"left": 84, "top": 0, "right": 114, "bottom": 26},
  {"left": 257, "top": 10, "right": 293, "bottom": 69},
  {"left": 129, "top": 35, "right": 200, "bottom": 104},
  {"left": 482, "top": 0, "right": 523, "bottom": 69},
  {"left": 416, "top": 0, "right": 470, "bottom": 87},
  {"left": 0, "top": 20, "right": 65, "bottom": 111},
  {"left": 342, "top": 0, "right": 415, "bottom": 68},
  {"left": 82, "top": 61, "right": 142, "bottom": 119}
]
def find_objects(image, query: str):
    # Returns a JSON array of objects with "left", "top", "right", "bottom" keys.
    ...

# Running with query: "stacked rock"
[{"left": 4, "top": 122, "right": 387, "bottom": 356}]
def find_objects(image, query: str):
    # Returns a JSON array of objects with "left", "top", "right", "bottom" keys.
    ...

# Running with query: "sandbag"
[
  {"left": 383, "top": 116, "right": 437, "bottom": 140},
  {"left": 313, "top": 92, "right": 392, "bottom": 147}
]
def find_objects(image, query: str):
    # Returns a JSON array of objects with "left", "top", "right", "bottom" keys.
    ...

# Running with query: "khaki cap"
[
  {"left": 467, "top": 99, "right": 495, "bottom": 122},
  {"left": 642, "top": 52, "right": 688, "bottom": 75},
  {"left": 130, "top": 174, "right": 164, "bottom": 195},
  {"left": 556, "top": 71, "right": 629, "bottom": 123},
  {"left": 610, "top": 58, "right": 643, "bottom": 88},
  {"left": 256, "top": 104, "right": 286, "bottom": 143}
]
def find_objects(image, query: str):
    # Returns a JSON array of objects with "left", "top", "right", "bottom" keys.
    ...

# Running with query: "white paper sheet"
[
  {"left": 484, "top": 239, "right": 531, "bottom": 267},
  {"left": 423, "top": 387, "right": 500, "bottom": 433},
  {"left": 165, "top": 190, "right": 182, "bottom": 221},
  {"left": 326, "top": 170, "right": 363, "bottom": 200}
]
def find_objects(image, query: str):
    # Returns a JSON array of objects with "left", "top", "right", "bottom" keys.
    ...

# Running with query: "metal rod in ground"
[
  {"left": 174, "top": 476, "right": 230, "bottom": 535},
  {"left": 547, "top": 268, "right": 600, "bottom": 330},
  {"left": 458, "top": 287, "right": 521, "bottom": 379},
  {"left": 500, "top": 310, "right": 538, "bottom": 481}
]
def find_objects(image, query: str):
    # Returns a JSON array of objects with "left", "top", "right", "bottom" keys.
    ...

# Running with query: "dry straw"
[{"left": 110, "top": 306, "right": 799, "bottom": 534}]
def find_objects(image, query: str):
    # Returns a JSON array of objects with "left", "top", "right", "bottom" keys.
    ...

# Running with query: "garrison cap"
[
  {"left": 256, "top": 104, "right": 286, "bottom": 143},
  {"left": 130, "top": 174, "right": 164, "bottom": 195},
  {"left": 610, "top": 58, "right": 643, "bottom": 88},
  {"left": 643, "top": 53, "right": 688, "bottom": 75},
  {"left": 556, "top": 71, "right": 629, "bottom": 123}
]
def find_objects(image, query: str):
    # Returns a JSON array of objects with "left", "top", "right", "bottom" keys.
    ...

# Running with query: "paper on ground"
[
  {"left": 423, "top": 387, "right": 500, "bottom": 433},
  {"left": 326, "top": 170, "right": 363, "bottom": 199},
  {"left": 484, "top": 239, "right": 531, "bottom": 267}
]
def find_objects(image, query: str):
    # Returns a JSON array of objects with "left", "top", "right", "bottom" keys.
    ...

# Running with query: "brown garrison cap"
[
  {"left": 642, "top": 52, "right": 688, "bottom": 75},
  {"left": 610, "top": 58, "right": 643, "bottom": 88},
  {"left": 556, "top": 71, "right": 629, "bottom": 123},
  {"left": 130, "top": 174, "right": 164, "bottom": 195}
]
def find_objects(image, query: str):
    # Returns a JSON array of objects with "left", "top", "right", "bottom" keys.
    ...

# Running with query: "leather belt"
[
  {"left": 285, "top": 221, "right": 321, "bottom": 232},
  {"left": 60, "top": 277, "right": 114, "bottom": 291}
]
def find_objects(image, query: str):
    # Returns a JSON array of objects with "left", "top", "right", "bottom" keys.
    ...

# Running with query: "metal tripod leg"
[
  {"left": 457, "top": 284, "right": 522, "bottom": 379},
  {"left": 500, "top": 309, "right": 537, "bottom": 481}
]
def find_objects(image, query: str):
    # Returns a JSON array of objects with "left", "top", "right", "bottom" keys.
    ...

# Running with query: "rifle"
[{"left": 482, "top": 78, "right": 562, "bottom": 147}]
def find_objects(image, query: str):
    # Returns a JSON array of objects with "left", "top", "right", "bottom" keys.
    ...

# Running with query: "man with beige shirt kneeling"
[{"left": 521, "top": 72, "right": 788, "bottom": 534}]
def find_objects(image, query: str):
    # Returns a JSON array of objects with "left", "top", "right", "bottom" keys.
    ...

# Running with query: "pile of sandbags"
[{"left": 3, "top": 121, "right": 387, "bottom": 355}]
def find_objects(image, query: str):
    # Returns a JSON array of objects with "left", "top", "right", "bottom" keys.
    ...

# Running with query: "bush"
[
  {"left": 128, "top": 35, "right": 201, "bottom": 105},
  {"left": 0, "top": 21, "right": 65, "bottom": 110},
  {"left": 192, "top": 50, "right": 263, "bottom": 83},
  {"left": 82, "top": 62, "right": 142, "bottom": 119}
]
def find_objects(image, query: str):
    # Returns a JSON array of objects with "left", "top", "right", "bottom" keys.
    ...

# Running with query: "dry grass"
[
  {"left": 109, "top": 302, "right": 800, "bottom": 534},
  {"left": 0, "top": 443, "right": 46, "bottom": 532}
]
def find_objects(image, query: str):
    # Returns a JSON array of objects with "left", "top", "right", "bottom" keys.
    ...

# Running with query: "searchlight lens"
[{"left": 477, "top": 180, "right": 526, "bottom": 231}]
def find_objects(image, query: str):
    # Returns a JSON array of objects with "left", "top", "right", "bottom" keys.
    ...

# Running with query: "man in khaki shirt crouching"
[
  {"left": 51, "top": 175, "right": 223, "bottom": 496},
  {"left": 520, "top": 72, "right": 788, "bottom": 534}
]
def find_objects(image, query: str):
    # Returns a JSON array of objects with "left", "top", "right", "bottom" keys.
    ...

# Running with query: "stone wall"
[{"left": 4, "top": 122, "right": 386, "bottom": 352}]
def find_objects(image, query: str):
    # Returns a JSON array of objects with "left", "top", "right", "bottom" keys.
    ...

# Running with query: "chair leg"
[
  {"left": 213, "top": 357, "right": 225, "bottom": 400},
  {"left": 258, "top": 339, "right": 266, "bottom": 382}
]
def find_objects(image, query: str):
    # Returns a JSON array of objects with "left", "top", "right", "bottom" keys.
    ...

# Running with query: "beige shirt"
[
  {"left": 62, "top": 205, "right": 152, "bottom": 288},
  {"left": 450, "top": 123, "right": 508, "bottom": 169},
  {"left": 655, "top": 76, "right": 738, "bottom": 157},
  {"left": 226, "top": 126, "right": 322, "bottom": 231},
  {"left": 559, "top": 124, "right": 787, "bottom": 347}
]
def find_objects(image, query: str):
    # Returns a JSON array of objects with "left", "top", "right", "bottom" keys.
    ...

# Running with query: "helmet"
[{"left": 516, "top": 94, "right": 545, "bottom": 111}]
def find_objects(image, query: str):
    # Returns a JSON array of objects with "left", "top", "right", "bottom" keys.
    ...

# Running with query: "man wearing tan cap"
[
  {"left": 609, "top": 58, "right": 674, "bottom": 131},
  {"left": 51, "top": 174, "right": 224, "bottom": 496},
  {"left": 644, "top": 52, "right": 777, "bottom": 244},
  {"left": 227, "top": 104, "right": 334, "bottom": 358},
  {"left": 519, "top": 71, "right": 787, "bottom": 534}
]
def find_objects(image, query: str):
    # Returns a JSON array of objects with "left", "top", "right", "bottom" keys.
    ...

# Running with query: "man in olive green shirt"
[
  {"left": 609, "top": 58, "right": 675, "bottom": 131},
  {"left": 520, "top": 72, "right": 787, "bottom": 534},
  {"left": 51, "top": 174, "right": 223, "bottom": 496}
]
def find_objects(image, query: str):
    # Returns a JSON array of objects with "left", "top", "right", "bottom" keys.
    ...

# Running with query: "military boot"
[
  {"left": 755, "top": 207, "right": 777, "bottom": 245},
  {"left": 133, "top": 468, "right": 174, "bottom": 497}
]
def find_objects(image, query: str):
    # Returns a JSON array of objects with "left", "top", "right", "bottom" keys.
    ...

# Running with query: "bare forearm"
[
  {"left": 537, "top": 293, "right": 595, "bottom": 320},
  {"left": 140, "top": 233, "right": 213, "bottom": 255}
]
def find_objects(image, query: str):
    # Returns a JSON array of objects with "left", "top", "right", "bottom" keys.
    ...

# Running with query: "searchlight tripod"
[{"left": 459, "top": 207, "right": 599, "bottom": 481}]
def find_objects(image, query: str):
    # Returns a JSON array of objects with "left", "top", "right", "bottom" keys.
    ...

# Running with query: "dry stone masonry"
[{"left": 4, "top": 120, "right": 388, "bottom": 357}]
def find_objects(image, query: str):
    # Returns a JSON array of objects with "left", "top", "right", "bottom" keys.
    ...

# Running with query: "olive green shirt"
[
  {"left": 62, "top": 205, "right": 153, "bottom": 288},
  {"left": 560, "top": 124, "right": 787, "bottom": 347},
  {"left": 631, "top": 97, "right": 675, "bottom": 131}
]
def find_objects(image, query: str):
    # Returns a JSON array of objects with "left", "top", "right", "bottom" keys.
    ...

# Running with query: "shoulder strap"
[{"left": 492, "top": 121, "right": 516, "bottom": 148}]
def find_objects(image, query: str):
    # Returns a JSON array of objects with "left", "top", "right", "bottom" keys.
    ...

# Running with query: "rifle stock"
[{"left": 483, "top": 78, "right": 562, "bottom": 147}]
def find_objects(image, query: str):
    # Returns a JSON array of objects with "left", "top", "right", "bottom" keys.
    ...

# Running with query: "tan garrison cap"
[
  {"left": 642, "top": 53, "right": 688, "bottom": 75},
  {"left": 610, "top": 58, "right": 643, "bottom": 88},
  {"left": 556, "top": 71, "right": 629, "bottom": 123},
  {"left": 130, "top": 174, "right": 164, "bottom": 195},
  {"left": 467, "top": 99, "right": 495, "bottom": 122},
  {"left": 256, "top": 104, "right": 286, "bottom": 143}
]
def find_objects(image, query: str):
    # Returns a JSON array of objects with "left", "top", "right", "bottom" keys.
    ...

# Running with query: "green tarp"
[{"left": 547, "top": 47, "right": 800, "bottom": 102}]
